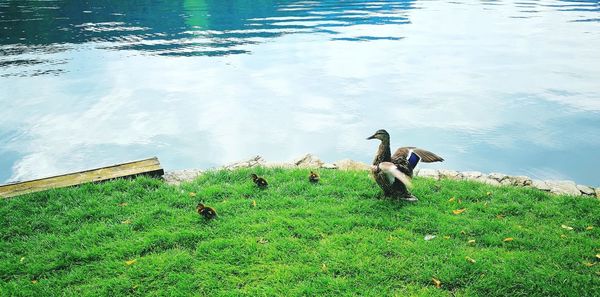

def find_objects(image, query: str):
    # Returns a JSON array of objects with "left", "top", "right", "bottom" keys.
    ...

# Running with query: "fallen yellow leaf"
[
  {"left": 432, "top": 277, "right": 441, "bottom": 288},
  {"left": 452, "top": 208, "right": 466, "bottom": 215},
  {"left": 31, "top": 280, "right": 38, "bottom": 284},
  {"left": 503, "top": 237, "right": 514, "bottom": 242},
  {"left": 460, "top": 230, "right": 466, "bottom": 235},
  {"left": 468, "top": 239, "right": 476, "bottom": 244},
  {"left": 465, "top": 256, "right": 476, "bottom": 263},
  {"left": 584, "top": 262, "right": 596, "bottom": 267},
  {"left": 252, "top": 200, "right": 256, "bottom": 207},
  {"left": 125, "top": 259, "right": 137, "bottom": 266},
  {"left": 257, "top": 238, "right": 268, "bottom": 244},
  {"left": 561, "top": 234, "right": 568, "bottom": 238},
  {"left": 121, "top": 220, "right": 131, "bottom": 225},
  {"left": 448, "top": 197, "right": 455, "bottom": 202},
  {"left": 586, "top": 226, "right": 593, "bottom": 230},
  {"left": 322, "top": 263, "right": 327, "bottom": 272},
  {"left": 132, "top": 285, "right": 139, "bottom": 289},
  {"left": 20, "top": 257, "right": 25, "bottom": 263},
  {"left": 596, "top": 254, "right": 600, "bottom": 259},
  {"left": 118, "top": 202, "right": 128, "bottom": 207},
  {"left": 189, "top": 192, "right": 196, "bottom": 197},
  {"left": 561, "top": 224, "right": 574, "bottom": 231},
  {"left": 443, "top": 236, "right": 451, "bottom": 240}
]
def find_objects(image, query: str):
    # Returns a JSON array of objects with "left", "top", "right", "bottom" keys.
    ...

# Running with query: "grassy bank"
[{"left": 1, "top": 168, "right": 598, "bottom": 296}]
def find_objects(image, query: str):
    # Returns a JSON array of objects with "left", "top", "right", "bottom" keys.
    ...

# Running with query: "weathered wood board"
[{"left": 0, "top": 157, "right": 164, "bottom": 198}]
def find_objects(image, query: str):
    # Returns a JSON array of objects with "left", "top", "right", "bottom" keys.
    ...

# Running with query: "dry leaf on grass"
[
  {"left": 251, "top": 200, "right": 256, "bottom": 207},
  {"left": 448, "top": 197, "right": 455, "bottom": 202},
  {"left": 468, "top": 239, "right": 476, "bottom": 244},
  {"left": 31, "top": 280, "right": 38, "bottom": 284},
  {"left": 322, "top": 263, "right": 328, "bottom": 272},
  {"left": 20, "top": 257, "right": 25, "bottom": 263},
  {"left": 432, "top": 277, "right": 441, "bottom": 288},
  {"left": 443, "top": 236, "right": 451, "bottom": 240},
  {"left": 596, "top": 254, "right": 600, "bottom": 260},
  {"left": 465, "top": 256, "right": 476, "bottom": 263},
  {"left": 118, "top": 202, "right": 128, "bottom": 207},
  {"left": 585, "top": 226, "right": 593, "bottom": 230},
  {"left": 453, "top": 208, "right": 466, "bottom": 215},
  {"left": 424, "top": 235, "right": 437, "bottom": 241},
  {"left": 503, "top": 237, "right": 514, "bottom": 242},
  {"left": 125, "top": 259, "right": 137, "bottom": 266},
  {"left": 584, "top": 262, "right": 596, "bottom": 267},
  {"left": 257, "top": 238, "right": 268, "bottom": 244},
  {"left": 121, "top": 220, "right": 131, "bottom": 225}
]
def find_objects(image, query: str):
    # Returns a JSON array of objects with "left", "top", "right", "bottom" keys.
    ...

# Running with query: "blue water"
[{"left": 1, "top": 0, "right": 599, "bottom": 186}]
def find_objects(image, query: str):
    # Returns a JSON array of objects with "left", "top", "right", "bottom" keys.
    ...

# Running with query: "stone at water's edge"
[
  {"left": 475, "top": 176, "right": 501, "bottom": 186},
  {"left": 321, "top": 163, "right": 338, "bottom": 169},
  {"left": 334, "top": 159, "right": 371, "bottom": 171},
  {"left": 576, "top": 184, "right": 595, "bottom": 196},
  {"left": 596, "top": 188, "right": 600, "bottom": 199},
  {"left": 294, "top": 154, "right": 324, "bottom": 168},
  {"left": 545, "top": 180, "right": 581, "bottom": 196},
  {"left": 462, "top": 171, "right": 483, "bottom": 180},
  {"left": 531, "top": 180, "right": 551, "bottom": 192},
  {"left": 501, "top": 176, "right": 532, "bottom": 187},
  {"left": 416, "top": 169, "right": 440, "bottom": 180},
  {"left": 438, "top": 169, "right": 462, "bottom": 180},
  {"left": 223, "top": 155, "right": 266, "bottom": 169},
  {"left": 163, "top": 169, "right": 203, "bottom": 185},
  {"left": 488, "top": 172, "right": 508, "bottom": 182}
]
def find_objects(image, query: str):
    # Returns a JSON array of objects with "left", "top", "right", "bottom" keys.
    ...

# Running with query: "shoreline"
[{"left": 163, "top": 154, "right": 600, "bottom": 198}]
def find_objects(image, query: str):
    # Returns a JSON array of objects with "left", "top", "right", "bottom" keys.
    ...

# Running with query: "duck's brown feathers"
[{"left": 392, "top": 147, "right": 445, "bottom": 163}]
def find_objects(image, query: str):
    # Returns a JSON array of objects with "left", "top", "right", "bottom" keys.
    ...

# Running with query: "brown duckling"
[
  {"left": 309, "top": 171, "right": 320, "bottom": 183},
  {"left": 196, "top": 203, "right": 217, "bottom": 220},
  {"left": 251, "top": 173, "right": 268, "bottom": 189}
]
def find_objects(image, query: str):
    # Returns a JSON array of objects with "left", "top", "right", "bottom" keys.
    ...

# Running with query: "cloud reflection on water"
[{"left": 0, "top": 0, "right": 599, "bottom": 185}]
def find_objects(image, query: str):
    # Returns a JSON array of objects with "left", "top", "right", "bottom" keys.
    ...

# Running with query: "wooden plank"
[{"left": 0, "top": 157, "right": 164, "bottom": 199}]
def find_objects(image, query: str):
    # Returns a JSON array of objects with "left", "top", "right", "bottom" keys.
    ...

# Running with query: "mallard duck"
[
  {"left": 367, "top": 129, "right": 444, "bottom": 201},
  {"left": 309, "top": 171, "right": 320, "bottom": 183},
  {"left": 196, "top": 203, "right": 217, "bottom": 220},
  {"left": 251, "top": 173, "right": 268, "bottom": 188}
]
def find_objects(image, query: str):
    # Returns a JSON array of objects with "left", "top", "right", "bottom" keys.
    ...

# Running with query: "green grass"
[{"left": 1, "top": 168, "right": 599, "bottom": 296}]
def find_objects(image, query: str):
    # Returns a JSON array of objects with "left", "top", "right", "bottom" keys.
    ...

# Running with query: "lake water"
[{"left": 1, "top": 0, "right": 599, "bottom": 186}]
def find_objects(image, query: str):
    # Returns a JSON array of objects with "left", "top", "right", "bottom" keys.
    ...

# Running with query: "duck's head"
[
  {"left": 196, "top": 203, "right": 205, "bottom": 211},
  {"left": 367, "top": 129, "right": 390, "bottom": 142},
  {"left": 250, "top": 173, "right": 258, "bottom": 180}
]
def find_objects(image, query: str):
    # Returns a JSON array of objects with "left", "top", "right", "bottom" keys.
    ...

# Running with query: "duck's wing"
[
  {"left": 392, "top": 147, "right": 444, "bottom": 163},
  {"left": 377, "top": 162, "right": 413, "bottom": 189}
]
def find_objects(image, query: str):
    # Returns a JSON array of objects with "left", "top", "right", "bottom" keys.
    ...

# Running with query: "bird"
[
  {"left": 309, "top": 171, "right": 320, "bottom": 183},
  {"left": 367, "top": 129, "right": 444, "bottom": 201},
  {"left": 251, "top": 173, "right": 268, "bottom": 189},
  {"left": 196, "top": 203, "right": 217, "bottom": 220}
]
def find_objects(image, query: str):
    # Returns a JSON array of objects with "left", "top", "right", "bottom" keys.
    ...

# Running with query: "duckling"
[
  {"left": 251, "top": 173, "right": 268, "bottom": 189},
  {"left": 309, "top": 171, "right": 320, "bottom": 183},
  {"left": 196, "top": 203, "right": 217, "bottom": 220}
]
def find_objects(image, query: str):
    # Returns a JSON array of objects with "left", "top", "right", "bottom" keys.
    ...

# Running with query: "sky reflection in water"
[{"left": 0, "top": 0, "right": 599, "bottom": 186}]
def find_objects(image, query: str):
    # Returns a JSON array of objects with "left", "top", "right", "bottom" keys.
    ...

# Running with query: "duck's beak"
[{"left": 366, "top": 133, "right": 376, "bottom": 140}]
